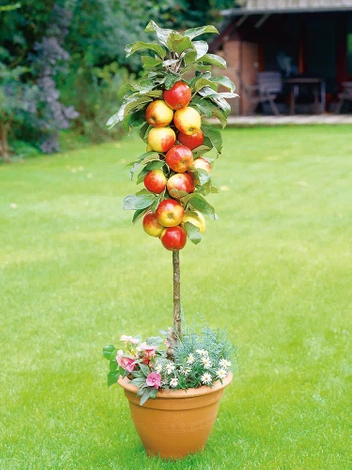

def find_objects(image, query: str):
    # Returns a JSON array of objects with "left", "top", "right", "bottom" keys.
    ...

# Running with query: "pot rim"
[{"left": 118, "top": 372, "right": 232, "bottom": 399}]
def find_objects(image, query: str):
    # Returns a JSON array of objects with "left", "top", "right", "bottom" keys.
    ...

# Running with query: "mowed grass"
[{"left": 0, "top": 125, "right": 351, "bottom": 469}]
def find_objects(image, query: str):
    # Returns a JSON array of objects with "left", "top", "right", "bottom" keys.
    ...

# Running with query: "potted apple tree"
[{"left": 103, "top": 21, "right": 238, "bottom": 459}]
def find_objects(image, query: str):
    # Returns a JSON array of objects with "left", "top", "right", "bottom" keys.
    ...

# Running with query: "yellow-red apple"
[
  {"left": 163, "top": 81, "right": 191, "bottom": 110},
  {"left": 167, "top": 173, "right": 195, "bottom": 195},
  {"left": 160, "top": 226, "right": 187, "bottom": 251},
  {"left": 156, "top": 199, "right": 184, "bottom": 227},
  {"left": 194, "top": 157, "right": 211, "bottom": 174},
  {"left": 147, "top": 127, "right": 176, "bottom": 153},
  {"left": 165, "top": 145, "right": 194, "bottom": 173},
  {"left": 174, "top": 107, "right": 201, "bottom": 135},
  {"left": 178, "top": 129, "right": 204, "bottom": 149},
  {"left": 145, "top": 100, "right": 173, "bottom": 127},
  {"left": 143, "top": 212, "right": 165, "bottom": 237},
  {"left": 144, "top": 169, "right": 167, "bottom": 194},
  {"left": 182, "top": 210, "right": 206, "bottom": 233}
]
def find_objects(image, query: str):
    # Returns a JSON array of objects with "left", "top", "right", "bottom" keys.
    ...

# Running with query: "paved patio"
[{"left": 224, "top": 114, "right": 352, "bottom": 126}]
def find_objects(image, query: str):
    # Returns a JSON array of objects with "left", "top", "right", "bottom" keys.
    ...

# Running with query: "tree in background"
[
  {"left": 0, "top": 0, "right": 234, "bottom": 159},
  {"left": 0, "top": 1, "right": 77, "bottom": 159}
]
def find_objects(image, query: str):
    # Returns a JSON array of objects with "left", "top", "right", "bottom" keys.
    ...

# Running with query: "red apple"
[
  {"left": 167, "top": 173, "right": 195, "bottom": 195},
  {"left": 182, "top": 210, "right": 206, "bottom": 233},
  {"left": 147, "top": 127, "right": 176, "bottom": 153},
  {"left": 143, "top": 212, "right": 165, "bottom": 237},
  {"left": 165, "top": 145, "right": 194, "bottom": 173},
  {"left": 145, "top": 100, "right": 173, "bottom": 127},
  {"left": 194, "top": 157, "right": 211, "bottom": 174},
  {"left": 174, "top": 107, "right": 201, "bottom": 135},
  {"left": 163, "top": 81, "right": 191, "bottom": 110},
  {"left": 156, "top": 199, "right": 184, "bottom": 227},
  {"left": 160, "top": 226, "right": 187, "bottom": 251},
  {"left": 144, "top": 169, "right": 167, "bottom": 194},
  {"left": 178, "top": 129, "right": 204, "bottom": 149}
]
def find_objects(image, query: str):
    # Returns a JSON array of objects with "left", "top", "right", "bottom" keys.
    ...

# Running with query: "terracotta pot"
[{"left": 118, "top": 372, "right": 232, "bottom": 459}]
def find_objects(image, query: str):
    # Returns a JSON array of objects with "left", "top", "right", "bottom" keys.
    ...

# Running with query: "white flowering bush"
[{"left": 103, "top": 326, "right": 235, "bottom": 405}]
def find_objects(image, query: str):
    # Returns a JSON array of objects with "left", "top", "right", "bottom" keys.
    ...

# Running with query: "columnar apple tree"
[{"left": 107, "top": 21, "right": 237, "bottom": 340}]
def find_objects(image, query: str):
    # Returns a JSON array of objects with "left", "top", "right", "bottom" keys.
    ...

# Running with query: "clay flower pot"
[{"left": 118, "top": 372, "right": 233, "bottom": 459}]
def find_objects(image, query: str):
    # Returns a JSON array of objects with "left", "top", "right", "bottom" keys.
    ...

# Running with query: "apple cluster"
[{"left": 140, "top": 81, "right": 212, "bottom": 252}]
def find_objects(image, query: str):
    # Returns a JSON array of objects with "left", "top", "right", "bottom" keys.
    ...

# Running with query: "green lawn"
[{"left": 1, "top": 126, "right": 351, "bottom": 469}]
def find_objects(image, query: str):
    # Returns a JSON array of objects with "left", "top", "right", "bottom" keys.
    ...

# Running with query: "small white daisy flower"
[
  {"left": 196, "top": 349, "right": 209, "bottom": 357},
  {"left": 219, "top": 359, "right": 231, "bottom": 369},
  {"left": 166, "top": 363, "right": 175, "bottom": 375},
  {"left": 155, "top": 362, "right": 163, "bottom": 373},
  {"left": 216, "top": 368, "right": 228, "bottom": 380},
  {"left": 170, "top": 377, "right": 178, "bottom": 388},
  {"left": 201, "top": 372, "right": 212, "bottom": 385},
  {"left": 182, "top": 368, "right": 191, "bottom": 376},
  {"left": 201, "top": 357, "right": 212, "bottom": 369},
  {"left": 187, "top": 353, "right": 195, "bottom": 365}
]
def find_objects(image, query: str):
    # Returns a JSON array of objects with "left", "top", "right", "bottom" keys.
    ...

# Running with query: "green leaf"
[
  {"left": 183, "top": 50, "right": 197, "bottom": 66},
  {"left": 123, "top": 193, "right": 156, "bottom": 211},
  {"left": 184, "top": 221, "right": 202, "bottom": 245},
  {"left": 109, "top": 361, "right": 118, "bottom": 371},
  {"left": 125, "top": 41, "right": 166, "bottom": 59},
  {"left": 201, "top": 53, "right": 227, "bottom": 69},
  {"left": 187, "top": 193, "right": 218, "bottom": 220},
  {"left": 193, "top": 167, "right": 211, "bottom": 186},
  {"left": 201, "top": 121, "right": 223, "bottom": 154},
  {"left": 165, "top": 73, "right": 181, "bottom": 90},
  {"left": 193, "top": 41, "right": 209, "bottom": 60},
  {"left": 123, "top": 109, "right": 146, "bottom": 130},
  {"left": 139, "top": 122, "right": 151, "bottom": 142},
  {"left": 182, "top": 63, "right": 212, "bottom": 74},
  {"left": 211, "top": 76, "right": 236, "bottom": 93},
  {"left": 146, "top": 336, "right": 164, "bottom": 346},
  {"left": 167, "top": 32, "right": 193, "bottom": 55},
  {"left": 132, "top": 208, "right": 149, "bottom": 224},
  {"left": 117, "top": 82, "right": 132, "bottom": 100},
  {"left": 144, "top": 21, "right": 173, "bottom": 48},
  {"left": 139, "top": 363, "right": 150, "bottom": 377},
  {"left": 192, "top": 77, "right": 218, "bottom": 94},
  {"left": 102, "top": 345, "right": 117, "bottom": 361},
  {"left": 139, "top": 386, "right": 158, "bottom": 406},
  {"left": 130, "top": 377, "right": 147, "bottom": 387},
  {"left": 107, "top": 370, "right": 120, "bottom": 387},
  {"left": 141, "top": 56, "right": 163, "bottom": 68},
  {"left": 107, "top": 95, "right": 153, "bottom": 129},
  {"left": 211, "top": 106, "right": 228, "bottom": 128},
  {"left": 129, "top": 152, "right": 161, "bottom": 180},
  {"left": 182, "top": 25, "right": 219, "bottom": 40}
]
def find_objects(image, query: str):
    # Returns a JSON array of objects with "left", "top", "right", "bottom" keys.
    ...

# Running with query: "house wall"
[{"left": 222, "top": 39, "right": 259, "bottom": 115}]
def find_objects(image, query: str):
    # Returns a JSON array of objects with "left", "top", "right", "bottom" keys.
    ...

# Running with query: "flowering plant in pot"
[{"left": 102, "top": 21, "right": 238, "bottom": 459}]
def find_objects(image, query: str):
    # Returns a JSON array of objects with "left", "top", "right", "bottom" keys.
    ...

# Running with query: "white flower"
[
  {"left": 186, "top": 353, "right": 195, "bottom": 365},
  {"left": 201, "top": 357, "right": 212, "bottom": 369},
  {"left": 201, "top": 372, "right": 212, "bottom": 385},
  {"left": 182, "top": 368, "right": 191, "bottom": 376},
  {"left": 170, "top": 377, "right": 178, "bottom": 388},
  {"left": 216, "top": 368, "right": 228, "bottom": 380},
  {"left": 196, "top": 349, "right": 209, "bottom": 357},
  {"left": 166, "top": 363, "right": 175, "bottom": 375},
  {"left": 155, "top": 362, "right": 163, "bottom": 373},
  {"left": 219, "top": 359, "right": 231, "bottom": 369}
]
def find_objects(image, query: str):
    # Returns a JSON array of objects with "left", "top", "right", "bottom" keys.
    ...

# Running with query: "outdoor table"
[{"left": 284, "top": 77, "right": 326, "bottom": 115}]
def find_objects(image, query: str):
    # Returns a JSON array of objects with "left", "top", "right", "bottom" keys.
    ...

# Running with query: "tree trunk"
[
  {"left": 0, "top": 120, "right": 10, "bottom": 162},
  {"left": 172, "top": 250, "right": 182, "bottom": 340}
]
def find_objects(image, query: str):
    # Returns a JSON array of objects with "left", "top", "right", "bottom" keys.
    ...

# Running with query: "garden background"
[{"left": 1, "top": 1, "right": 351, "bottom": 469}]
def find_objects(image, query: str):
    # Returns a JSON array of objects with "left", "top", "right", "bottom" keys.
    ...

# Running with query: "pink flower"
[
  {"left": 165, "top": 339, "right": 171, "bottom": 348},
  {"left": 117, "top": 355, "right": 135, "bottom": 372},
  {"left": 120, "top": 335, "right": 140, "bottom": 344},
  {"left": 137, "top": 342, "right": 157, "bottom": 364},
  {"left": 146, "top": 372, "right": 162, "bottom": 389}
]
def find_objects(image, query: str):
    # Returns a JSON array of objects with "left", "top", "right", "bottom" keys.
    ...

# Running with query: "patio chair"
[
  {"left": 236, "top": 70, "right": 282, "bottom": 115},
  {"left": 335, "top": 86, "right": 352, "bottom": 114}
]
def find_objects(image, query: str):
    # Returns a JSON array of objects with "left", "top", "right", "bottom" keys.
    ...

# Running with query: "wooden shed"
[{"left": 211, "top": 0, "right": 352, "bottom": 115}]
